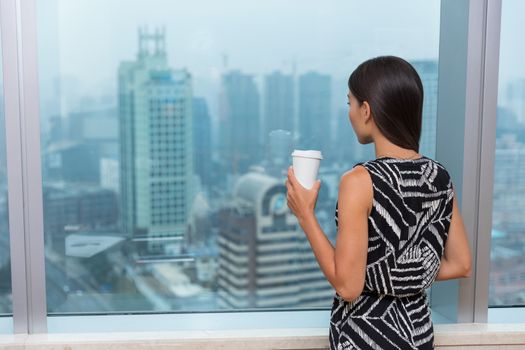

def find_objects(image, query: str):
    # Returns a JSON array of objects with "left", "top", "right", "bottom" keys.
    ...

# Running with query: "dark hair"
[{"left": 348, "top": 56, "right": 423, "bottom": 152}]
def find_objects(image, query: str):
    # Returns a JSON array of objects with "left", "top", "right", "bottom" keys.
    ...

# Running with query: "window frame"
[
  {"left": 430, "top": 0, "right": 502, "bottom": 323},
  {"left": 0, "top": 0, "right": 507, "bottom": 333}
]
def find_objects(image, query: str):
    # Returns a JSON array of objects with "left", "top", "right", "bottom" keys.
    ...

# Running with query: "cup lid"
[{"left": 291, "top": 149, "right": 323, "bottom": 159}]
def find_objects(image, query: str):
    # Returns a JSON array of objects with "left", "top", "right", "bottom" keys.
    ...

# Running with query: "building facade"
[
  {"left": 118, "top": 28, "right": 193, "bottom": 257},
  {"left": 217, "top": 170, "right": 333, "bottom": 308},
  {"left": 298, "top": 72, "right": 331, "bottom": 153},
  {"left": 264, "top": 71, "right": 294, "bottom": 138},
  {"left": 219, "top": 70, "right": 260, "bottom": 174}
]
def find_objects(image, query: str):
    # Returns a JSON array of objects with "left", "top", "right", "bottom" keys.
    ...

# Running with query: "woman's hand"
[{"left": 286, "top": 166, "right": 321, "bottom": 223}]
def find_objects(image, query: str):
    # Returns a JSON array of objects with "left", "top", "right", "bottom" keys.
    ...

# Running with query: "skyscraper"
[
  {"left": 219, "top": 70, "right": 260, "bottom": 174},
  {"left": 193, "top": 98, "right": 212, "bottom": 190},
  {"left": 490, "top": 138, "right": 525, "bottom": 305},
  {"left": 335, "top": 107, "right": 358, "bottom": 166},
  {"left": 298, "top": 72, "right": 331, "bottom": 153},
  {"left": 505, "top": 79, "right": 525, "bottom": 124},
  {"left": 263, "top": 71, "right": 294, "bottom": 137},
  {"left": 264, "top": 129, "right": 293, "bottom": 178},
  {"left": 217, "top": 170, "right": 333, "bottom": 308},
  {"left": 119, "top": 28, "right": 193, "bottom": 256},
  {"left": 412, "top": 60, "right": 438, "bottom": 158}
]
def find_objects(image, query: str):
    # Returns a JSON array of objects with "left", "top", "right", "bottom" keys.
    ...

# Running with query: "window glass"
[
  {"left": 37, "top": 0, "right": 440, "bottom": 315},
  {"left": 489, "top": 0, "right": 525, "bottom": 308},
  {"left": 0, "top": 21, "right": 13, "bottom": 318}
]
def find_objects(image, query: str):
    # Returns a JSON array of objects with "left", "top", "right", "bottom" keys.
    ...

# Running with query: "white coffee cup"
[{"left": 291, "top": 150, "right": 323, "bottom": 189}]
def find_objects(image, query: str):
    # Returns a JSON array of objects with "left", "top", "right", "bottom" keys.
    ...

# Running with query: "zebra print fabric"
[{"left": 330, "top": 156, "right": 454, "bottom": 350}]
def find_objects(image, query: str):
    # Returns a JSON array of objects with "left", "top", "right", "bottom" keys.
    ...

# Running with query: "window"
[
  {"left": 37, "top": 0, "right": 441, "bottom": 322},
  {"left": 489, "top": 0, "right": 525, "bottom": 308}
]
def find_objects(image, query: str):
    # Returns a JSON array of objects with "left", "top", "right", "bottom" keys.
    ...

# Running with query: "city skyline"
[
  {"left": 0, "top": 0, "right": 522, "bottom": 313},
  {"left": 39, "top": 29, "right": 443, "bottom": 164},
  {"left": 38, "top": 0, "right": 442, "bottom": 132}
]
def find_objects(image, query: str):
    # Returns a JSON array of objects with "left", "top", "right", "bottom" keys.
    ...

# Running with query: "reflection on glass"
[
  {"left": 489, "top": 0, "right": 525, "bottom": 307},
  {"left": 38, "top": 1, "right": 440, "bottom": 313}
]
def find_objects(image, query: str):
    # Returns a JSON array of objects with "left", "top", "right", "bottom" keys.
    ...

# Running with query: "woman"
[{"left": 286, "top": 56, "right": 472, "bottom": 350}]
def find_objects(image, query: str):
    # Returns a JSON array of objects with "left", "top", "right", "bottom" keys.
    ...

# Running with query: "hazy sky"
[
  {"left": 36, "top": 0, "right": 525, "bottom": 119},
  {"left": 38, "top": 0, "right": 441, "bottom": 113},
  {"left": 499, "top": 0, "right": 525, "bottom": 88}
]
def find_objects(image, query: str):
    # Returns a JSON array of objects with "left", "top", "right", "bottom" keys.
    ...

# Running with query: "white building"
[
  {"left": 217, "top": 170, "right": 333, "bottom": 309},
  {"left": 118, "top": 28, "right": 193, "bottom": 256}
]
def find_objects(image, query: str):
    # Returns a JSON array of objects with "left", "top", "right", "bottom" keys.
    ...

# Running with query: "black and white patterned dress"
[{"left": 330, "top": 156, "right": 454, "bottom": 350}]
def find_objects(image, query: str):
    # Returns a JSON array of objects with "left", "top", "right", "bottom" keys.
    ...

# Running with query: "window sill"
[{"left": 0, "top": 324, "right": 525, "bottom": 349}]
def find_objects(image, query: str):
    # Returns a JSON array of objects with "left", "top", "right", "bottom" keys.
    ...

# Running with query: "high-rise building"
[
  {"left": 219, "top": 70, "right": 260, "bottom": 174},
  {"left": 44, "top": 141, "right": 101, "bottom": 184},
  {"left": 412, "top": 60, "right": 438, "bottom": 158},
  {"left": 193, "top": 98, "right": 212, "bottom": 190},
  {"left": 489, "top": 112, "right": 525, "bottom": 305},
  {"left": 335, "top": 107, "right": 357, "bottom": 166},
  {"left": 44, "top": 108, "right": 119, "bottom": 186},
  {"left": 67, "top": 108, "right": 119, "bottom": 159},
  {"left": 264, "top": 129, "right": 292, "bottom": 178},
  {"left": 263, "top": 71, "right": 294, "bottom": 138},
  {"left": 490, "top": 139, "right": 525, "bottom": 305},
  {"left": 298, "top": 72, "right": 331, "bottom": 154},
  {"left": 492, "top": 139, "right": 525, "bottom": 232},
  {"left": 217, "top": 170, "right": 333, "bottom": 308},
  {"left": 43, "top": 184, "right": 119, "bottom": 254},
  {"left": 505, "top": 79, "right": 525, "bottom": 124},
  {"left": 100, "top": 158, "right": 119, "bottom": 193},
  {"left": 43, "top": 185, "right": 119, "bottom": 233},
  {"left": 118, "top": 28, "right": 193, "bottom": 256}
]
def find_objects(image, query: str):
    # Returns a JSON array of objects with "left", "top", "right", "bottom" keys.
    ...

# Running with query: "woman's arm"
[
  {"left": 435, "top": 192, "right": 472, "bottom": 281},
  {"left": 286, "top": 166, "right": 372, "bottom": 302}
]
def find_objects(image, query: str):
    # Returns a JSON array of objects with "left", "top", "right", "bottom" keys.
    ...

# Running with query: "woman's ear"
[{"left": 361, "top": 101, "right": 372, "bottom": 123}]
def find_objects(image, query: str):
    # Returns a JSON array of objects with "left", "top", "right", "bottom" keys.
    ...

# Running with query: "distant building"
[
  {"left": 490, "top": 121, "right": 525, "bottom": 305},
  {"left": 263, "top": 71, "right": 294, "bottom": 138},
  {"left": 298, "top": 72, "right": 331, "bottom": 153},
  {"left": 67, "top": 108, "right": 119, "bottom": 159},
  {"left": 64, "top": 233, "right": 125, "bottom": 291},
  {"left": 219, "top": 70, "right": 260, "bottom": 174},
  {"left": 118, "top": 28, "right": 193, "bottom": 256},
  {"left": 412, "top": 60, "right": 438, "bottom": 158},
  {"left": 44, "top": 141, "right": 100, "bottom": 184},
  {"left": 505, "top": 79, "right": 525, "bottom": 125},
  {"left": 44, "top": 108, "right": 119, "bottom": 186},
  {"left": 334, "top": 107, "right": 361, "bottom": 166},
  {"left": 43, "top": 184, "right": 119, "bottom": 232},
  {"left": 186, "top": 192, "right": 212, "bottom": 246},
  {"left": 193, "top": 98, "right": 212, "bottom": 190},
  {"left": 217, "top": 170, "right": 333, "bottom": 308},
  {"left": 489, "top": 237, "right": 525, "bottom": 305},
  {"left": 43, "top": 184, "right": 119, "bottom": 254},
  {"left": 100, "top": 158, "right": 119, "bottom": 193},
  {"left": 492, "top": 141, "right": 525, "bottom": 232},
  {"left": 264, "top": 129, "right": 293, "bottom": 179}
]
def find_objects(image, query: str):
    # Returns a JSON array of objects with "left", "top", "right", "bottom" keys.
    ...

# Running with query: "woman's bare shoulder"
[
  {"left": 339, "top": 166, "right": 373, "bottom": 212},
  {"left": 341, "top": 164, "right": 371, "bottom": 185}
]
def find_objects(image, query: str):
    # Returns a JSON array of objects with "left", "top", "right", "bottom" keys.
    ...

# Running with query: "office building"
[
  {"left": 118, "top": 28, "right": 193, "bottom": 256},
  {"left": 217, "top": 170, "right": 333, "bottom": 308}
]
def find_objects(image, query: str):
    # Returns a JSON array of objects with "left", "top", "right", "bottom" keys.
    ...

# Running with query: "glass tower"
[{"left": 118, "top": 28, "right": 193, "bottom": 258}]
